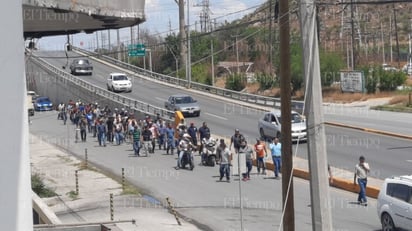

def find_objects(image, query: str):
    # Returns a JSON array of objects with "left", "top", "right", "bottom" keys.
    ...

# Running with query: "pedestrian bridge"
[{"left": 23, "top": 0, "right": 145, "bottom": 38}]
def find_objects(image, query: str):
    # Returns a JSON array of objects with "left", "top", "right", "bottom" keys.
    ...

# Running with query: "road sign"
[{"left": 128, "top": 44, "right": 145, "bottom": 57}]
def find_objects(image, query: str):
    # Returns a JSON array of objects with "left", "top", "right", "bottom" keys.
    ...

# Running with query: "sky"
[{"left": 36, "top": 0, "right": 267, "bottom": 50}]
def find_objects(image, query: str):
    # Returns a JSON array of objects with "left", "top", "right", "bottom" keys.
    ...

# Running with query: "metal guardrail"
[
  {"left": 72, "top": 47, "right": 304, "bottom": 113},
  {"left": 29, "top": 53, "right": 175, "bottom": 121}
]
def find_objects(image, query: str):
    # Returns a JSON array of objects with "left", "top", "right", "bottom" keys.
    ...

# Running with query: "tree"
[
  {"left": 225, "top": 73, "right": 246, "bottom": 91},
  {"left": 319, "top": 51, "right": 345, "bottom": 86}
]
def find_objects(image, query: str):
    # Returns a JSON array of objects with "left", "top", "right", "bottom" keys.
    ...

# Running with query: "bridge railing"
[
  {"left": 72, "top": 47, "right": 304, "bottom": 113},
  {"left": 29, "top": 53, "right": 174, "bottom": 121}
]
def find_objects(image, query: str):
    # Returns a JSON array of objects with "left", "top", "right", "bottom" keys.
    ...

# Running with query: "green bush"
[
  {"left": 256, "top": 73, "right": 278, "bottom": 90},
  {"left": 31, "top": 173, "right": 56, "bottom": 198},
  {"left": 362, "top": 66, "right": 407, "bottom": 93},
  {"left": 225, "top": 73, "right": 246, "bottom": 91}
]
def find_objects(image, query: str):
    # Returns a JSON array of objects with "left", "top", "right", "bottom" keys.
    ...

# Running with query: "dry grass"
[
  {"left": 218, "top": 77, "right": 412, "bottom": 106},
  {"left": 322, "top": 90, "right": 395, "bottom": 103},
  {"left": 389, "top": 95, "right": 411, "bottom": 105}
]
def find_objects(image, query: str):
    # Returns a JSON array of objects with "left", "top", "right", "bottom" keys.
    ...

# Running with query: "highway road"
[
  {"left": 34, "top": 50, "right": 412, "bottom": 180},
  {"left": 29, "top": 111, "right": 381, "bottom": 231}
]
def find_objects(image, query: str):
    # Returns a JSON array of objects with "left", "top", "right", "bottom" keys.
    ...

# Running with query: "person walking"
[
  {"left": 218, "top": 139, "right": 231, "bottom": 183},
  {"left": 79, "top": 115, "right": 87, "bottom": 142},
  {"left": 354, "top": 156, "right": 370, "bottom": 206},
  {"left": 239, "top": 141, "right": 254, "bottom": 181},
  {"left": 229, "top": 129, "right": 245, "bottom": 154},
  {"left": 96, "top": 119, "right": 107, "bottom": 147},
  {"left": 165, "top": 123, "right": 175, "bottom": 155},
  {"left": 269, "top": 137, "right": 282, "bottom": 179},
  {"left": 157, "top": 122, "right": 167, "bottom": 150},
  {"left": 197, "top": 122, "right": 210, "bottom": 155},
  {"left": 132, "top": 125, "right": 141, "bottom": 156},
  {"left": 187, "top": 122, "right": 198, "bottom": 148},
  {"left": 254, "top": 138, "right": 267, "bottom": 175}
]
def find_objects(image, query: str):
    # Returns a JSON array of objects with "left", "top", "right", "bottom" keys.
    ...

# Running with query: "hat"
[{"left": 235, "top": 129, "right": 239, "bottom": 132}]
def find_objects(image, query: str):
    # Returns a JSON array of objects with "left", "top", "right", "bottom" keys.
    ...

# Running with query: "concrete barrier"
[
  {"left": 258, "top": 159, "right": 381, "bottom": 199},
  {"left": 326, "top": 122, "right": 412, "bottom": 140},
  {"left": 32, "top": 191, "right": 61, "bottom": 225}
]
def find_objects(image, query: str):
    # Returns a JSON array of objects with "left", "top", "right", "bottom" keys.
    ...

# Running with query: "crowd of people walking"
[{"left": 55, "top": 99, "right": 287, "bottom": 182}]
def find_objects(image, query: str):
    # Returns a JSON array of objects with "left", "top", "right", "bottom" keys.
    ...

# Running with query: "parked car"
[
  {"left": 107, "top": 73, "right": 132, "bottom": 92},
  {"left": 27, "top": 90, "right": 38, "bottom": 103},
  {"left": 27, "top": 95, "right": 34, "bottom": 116},
  {"left": 377, "top": 175, "right": 412, "bottom": 231},
  {"left": 69, "top": 58, "right": 93, "bottom": 75},
  {"left": 402, "top": 63, "right": 412, "bottom": 75},
  {"left": 164, "top": 94, "right": 201, "bottom": 117},
  {"left": 33, "top": 96, "right": 53, "bottom": 111},
  {"left": 258, "top": 110, "right": 307, "bottom": 142},
  {"left": 382, "top": 63, "right": 398, "bottom": 72}
]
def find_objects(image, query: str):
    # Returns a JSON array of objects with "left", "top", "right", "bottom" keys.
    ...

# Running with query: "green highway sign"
[{"left": 128, "top": 44, "right": 145, "bottom": 57}]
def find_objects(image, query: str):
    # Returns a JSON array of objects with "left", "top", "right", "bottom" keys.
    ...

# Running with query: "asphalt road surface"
[
  {"left": 33, "top": 50, "right": 412, "bottom": 180},
  {"left": 29, "top": 111, "right": 382, "bottom": 231}
]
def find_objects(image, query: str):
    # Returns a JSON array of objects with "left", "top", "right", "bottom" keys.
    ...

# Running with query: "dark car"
[
  {"left": 69, "top": 58, "right": 93, "bottom": 75},
  {"left": 34, "top": 96, "right": 53, "bottom": 111}
]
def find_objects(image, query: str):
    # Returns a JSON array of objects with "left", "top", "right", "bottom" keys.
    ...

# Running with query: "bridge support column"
[{"left": 0, "top": 0, "right": 33, "bottom": 230}]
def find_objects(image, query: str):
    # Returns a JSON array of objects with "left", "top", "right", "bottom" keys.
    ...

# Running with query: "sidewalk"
[{"left": 30, "top": 134, "right": 201, "bottom": 231}]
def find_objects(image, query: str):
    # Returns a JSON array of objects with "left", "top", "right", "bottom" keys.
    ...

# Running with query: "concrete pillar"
[{"left": 0, "top": 0, "right": 33, "bottom": 230}]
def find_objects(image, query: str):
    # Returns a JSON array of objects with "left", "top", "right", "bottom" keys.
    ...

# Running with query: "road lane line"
[
  {"left": 204, "top": 112, "right": 227, "bottom": 120},
  {"left": 407, "top": 160, "right": 412, "bottom": 163}
]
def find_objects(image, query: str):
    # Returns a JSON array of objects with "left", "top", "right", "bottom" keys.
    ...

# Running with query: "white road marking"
[
  {"left": 407, "top": 160, "right": 412, "bottom": 163},
  {"left": 204, "top": 112, "right": 228, "bottom": 120},
  {"left": 155, "top": 97, "right": 164, "bottom": 101}
]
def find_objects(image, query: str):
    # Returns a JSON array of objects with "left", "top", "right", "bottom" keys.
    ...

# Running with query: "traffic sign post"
[{"left": 128, "top": 44, "right": 145, "bottom": 57}]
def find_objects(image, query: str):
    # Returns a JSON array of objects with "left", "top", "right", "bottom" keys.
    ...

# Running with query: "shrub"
[
  {"left": 256, "top": 73, "right": 278, "bottom": 90},
  {"left": 31, "top": 173, "right": 56, "bottom": 198},
  {"left": 225, "top": 73, "right": 246, "bottom": 91}
]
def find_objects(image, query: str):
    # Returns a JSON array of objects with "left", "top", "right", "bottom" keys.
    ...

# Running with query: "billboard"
[{"left": 340, "top": 71, "right": 364, "bottom": 93}]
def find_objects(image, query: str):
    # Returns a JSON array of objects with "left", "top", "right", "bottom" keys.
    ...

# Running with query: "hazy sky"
[{"left": 36, "top": 0, "right": 266, "bottom": 50}]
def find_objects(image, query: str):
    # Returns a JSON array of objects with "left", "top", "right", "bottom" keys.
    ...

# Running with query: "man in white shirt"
[{"left": 354, "top": 156, "right": 370, "bottom": 206}]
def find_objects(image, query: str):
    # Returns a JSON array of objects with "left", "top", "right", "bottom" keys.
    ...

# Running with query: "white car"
[
  {"left": 257, "top": 110, "right": 307, "bottom": 142},
  {"left": 377, "top": 175, "right": 412, "bottom": 231},
  {"left": 107, "top": 73, "right": 132, "bottom": 93},
  {"left": 402, "top": 63, "right": 412, "bottom": 75}
]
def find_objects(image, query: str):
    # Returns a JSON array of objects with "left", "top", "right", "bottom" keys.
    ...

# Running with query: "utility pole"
[
  {"left": 279, "top": 0, "right": 294, "bottom": 230},
  {"left": 187, "top": 0, "right": 192, "bottom": 88},
  {"left": 381, "top": 22, "right": 385, "bottom": 64},
  {"left": 96, "top": 31, "right": 99, "bottom": 51},
  {"left": 269, "top": 0, "right": 273, "bottom": 73},
  {"left": 299, "top": 0, "right": 333, "bottom": 230},
  {"left": 393, "top": 4, "right": 401, "bottom": 68},
  {"left": 175, "top": 0, "right": 186, "bottom": 78},
  {"left": 108, "top": 29, "right": 111, "bottom": 52},
  {"left": 350, "top": 0, "right": 355, "bottom": 70},
  {"left": 1, "top": 0, "right": 33, "bottom": 230},
  {"left": 117, "top": 29, "right": 121, "bottom": 60},
  {"left": 232, "top": 35, "right": 240, "bottom": 74},
  {"left": 211, "top": 39, "right": 215, "bottom": 86}
]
